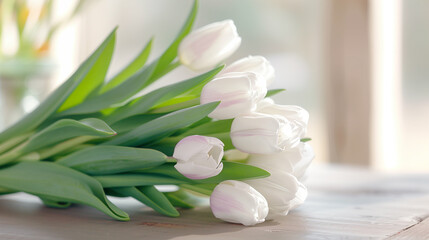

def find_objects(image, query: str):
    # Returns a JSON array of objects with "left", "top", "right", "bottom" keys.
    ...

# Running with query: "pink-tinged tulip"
[
  {"left": 210, "top": 180, "right": 268, "bottom": 226},
  {"left": 173, "top": 135, "right": 224, "bottom": 179},
  {"left": 230, "top": 112, "right": 299, "bottom": 154},
  {"left": 200, "top": 72, "right": 267, "bottom": 119},
  {"left": 179, "top": 20, "right": 241, "bottom": 71},
  {"left": 221, "top": 55, "right": 275, "bottom": 86}
]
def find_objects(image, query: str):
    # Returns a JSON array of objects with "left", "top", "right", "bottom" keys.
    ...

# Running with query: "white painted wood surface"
[{"left": 0, "top": 165, "right": 428, "bottom": 239}]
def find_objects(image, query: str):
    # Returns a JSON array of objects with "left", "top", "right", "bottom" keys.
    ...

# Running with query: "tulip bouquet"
[{"left": 0, "top": 1, "right": 314, "bottom": 226}]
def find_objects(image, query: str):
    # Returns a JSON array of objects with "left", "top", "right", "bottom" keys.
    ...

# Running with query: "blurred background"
[{"left": 0, "top": 0, "right": 427, "bottom": 172}]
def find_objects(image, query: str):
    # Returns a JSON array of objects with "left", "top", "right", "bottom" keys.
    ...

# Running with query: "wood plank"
[
  {"left": 0, "top": 165, "right": 428, "bottom": 239},
  {"left": 387, "top": 217, "right": 429, "bottom": 239}
]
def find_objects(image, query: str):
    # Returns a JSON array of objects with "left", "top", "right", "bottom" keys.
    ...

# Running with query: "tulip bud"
[
  {"left": 179, "top": 20, "right": 241, "bottom": 71},
  {"left": 173, "top": 135, "right": 224, "bottom": 180},
  {"left": 222, "top": 55, "right": 275, "bottom": 86},
  {"left": 210, "top": 180, "right": 268, "bottom": 226},
  {"left": 230, "top": 112, "right": 299, "bottom": 154},
  {"left": 257, "top": 98, "right": 309, "bottom": 139},
  {"left": 200, "top": 72, "right": 267, "bottom": 119}
]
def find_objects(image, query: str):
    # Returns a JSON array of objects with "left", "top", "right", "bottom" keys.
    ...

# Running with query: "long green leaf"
[
  {"left": 95, "top": 173, "right": 187, "bottom": 188},
  {"left": 180, "top": 119, "right": 232, "bottom": 136},
  {"left": 0, "top": 29, "right": 117, "bottom": 143},
  {"left": 102, "top": 102, "right": 219, "bottom": 147},
  {"left": 0, "top": 162, "right": 129, "bottom": 221},
  {"left": 56, "top": 62, "right": 157, "bottom": 116},
  {"left": 149, "top": 96, "right": 199, "bottom": 114},
  {"left": 58, "top": 29, "right": 116, "bottom": 111},
  {"left": 105, "top": 65, "right": 223, "bottom": 124},
  {"left": 100, "top": 38, "right": 153, "bottom": 93},
  {"left": 110, "top": 186, "right": 179, "bottom": 217},
  {"left": 110, "top": 113, "right": 166, "bottom": 134},
  {"left": 21, "top": 118, "right": 116, "bottom": 154},
  {"left": 57, "top": 146, "right": 166, "bottom": 175}
]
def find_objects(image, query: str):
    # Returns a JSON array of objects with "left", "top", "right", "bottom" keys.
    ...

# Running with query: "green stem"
[
  {"left": 0, "top": 131, "right": 32, "bottom": 154},
  {"left": 0, "top": 139, "right": 28, "bottom": 166},
  {"left": 38, "top": 136, "right": 95, "bottom": 159}
]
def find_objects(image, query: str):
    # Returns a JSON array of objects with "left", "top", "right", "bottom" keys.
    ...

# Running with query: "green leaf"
[
  {"left": 56, "top": 62, "right": 158, "bottom": 116},
  {"left": 0, "top": 29, "right": 117, "bottom": 143},
  {"left": 110, "top": 186, "right": 179, "bottom": 217},
  {"left": 180, "top": 119, "right": 232, "bottom": 136},
  {"left": 110, "top": 113, "right": 166, "bottom": 134},
  {"left": 102, "top": 102, "right": 220, "bottom": 147},
  {"left": 300, "top": 138, "right": 312, "bottom": 142},
  {"left": 149, "top": 97, "right": 200, "bottom": 114},
  {"left": 0, "top": 162, "right": 129, "bottom": 221},
  {"left": 57, "top": 146, "right": 167, "bottom": 175},
  {"left": 266, "top": 88, "right": 286, "bottom": 97},
  {"left": 136, "top": 162, "right": 270, "bottom": 184},
  {"left": 105, "top": 65, "right": 223, "bottom": 124},
  {"left": 21, "top": 118, "right": 116, "bottom": 154},
  {"left": 40, "top": 197, "right": 72, "bottom": 208},
  {"left": 100, "top": 38, "right": 153, "bottom": 93},
  {"left": 95, "top": 173, "right": 187, "bottom": 188},
  {"left": 58, "top": 28, "right": 117, "bottom": 111}
]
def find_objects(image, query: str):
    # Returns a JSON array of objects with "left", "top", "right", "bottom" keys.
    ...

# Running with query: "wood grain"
[{"left": 0, "top": 165, "right": 428, "bottom": 239}]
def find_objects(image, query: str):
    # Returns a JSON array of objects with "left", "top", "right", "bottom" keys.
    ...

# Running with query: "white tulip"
[
  {"left": 257, "top": 98, "right": 309, "bottom": 139},
  {"left": 244, "top": 142, "right": 315, "bottom": 218},
  {"left": 248, "top": 142, "right": 315, "bottom": 181},
  {"left": 230, "top": 112, "right": 300, "bottom": 154},
  {"left": 173, "top": 135, "right": 224, "bottom": 180},
  {"left": 200, "top": 72, "right": 267, "bottom": 119},
  {"left": 210, "top": 180, "right": 268, "bottom": 226},
  {"left": 179, "top": 20, "right": 241, "bottom": 71},
  {"left": 221, "top": 55, "right": 275, "bottom": 86}
]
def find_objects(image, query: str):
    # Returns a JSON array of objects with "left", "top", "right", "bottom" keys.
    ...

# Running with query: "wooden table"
[{"left": 1, "top": 165, "right": 428, "bottom": 240}]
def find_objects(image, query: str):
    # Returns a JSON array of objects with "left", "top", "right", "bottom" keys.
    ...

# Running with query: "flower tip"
[
  {"left": 173, "top": 135, "right": 225, "bottom": 180},
  {"left": 210, "top": 180, "right": 268, "bottom": 226}
]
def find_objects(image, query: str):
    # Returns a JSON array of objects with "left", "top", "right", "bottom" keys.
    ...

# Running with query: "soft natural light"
[{"left": 370, "top": 0, "right": 402, "bottom": 171}]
